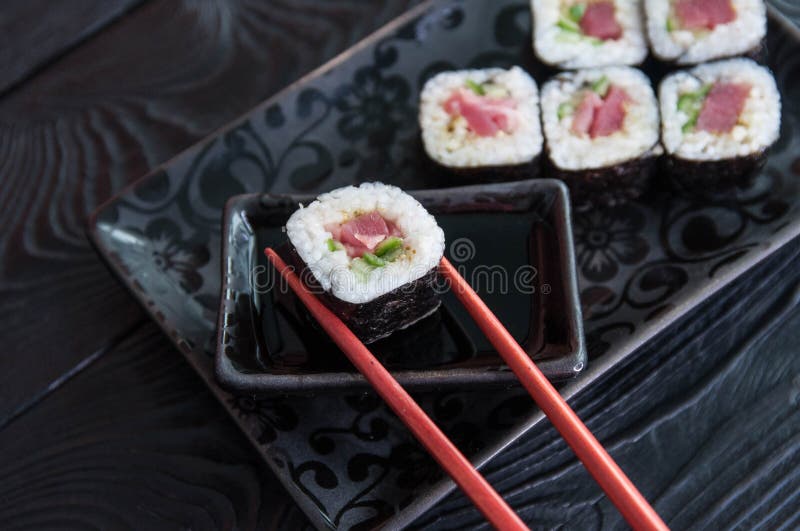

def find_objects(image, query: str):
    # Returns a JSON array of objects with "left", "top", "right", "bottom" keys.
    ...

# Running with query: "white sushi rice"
[
  {"left": 660, "top": 58, "right": 781, "bottom": 160},
  {"left": 541, "top": 66, "right": 660, "bottom": 170},
  {"left": 532, "top": 0, "right": 648, "bottom": 69},
  {"left": 419, "top": 67, "right": 543, "bottom": 168},
  {"left": 645, "top": 0, "right": 766, "bottom": 64},
  {"left": 285, "top": 183, "right": 445, "bottom": 304}
]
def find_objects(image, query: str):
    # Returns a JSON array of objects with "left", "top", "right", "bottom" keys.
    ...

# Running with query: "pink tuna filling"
[
  {"left": 571, "top": 85, "right": 630, "bottom": 139},
  {"left": 695, "top": 82, "right": 751, "bottom": 134},
  {"left": 579, "top": 1, "right": 623, "bottom": 40},
  {"left": 674, "top": 0, "right": 736, "bottom": 30},
  {"left": 443, "top": 88, "right": 517, "bottom": 137},
  {"left": 571, "top": 91, "right": 604, "bottom": 136},
  {"left": 326, "top": 211, "right": 403, "bottom": 258}
]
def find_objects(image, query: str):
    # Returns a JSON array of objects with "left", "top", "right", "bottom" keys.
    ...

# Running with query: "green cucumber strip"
[
  {"left": 677, "top": 84, "right": 713, "bottom": 132},
  {"left": 465, "top": 79, "right": 485, "bottom": 96},
  {"left": 591, "top": 76, "right": 610, "bottom": 97},
  {"left": 326, "top": 238, "right": 343, "bottom": 252},
  {"left": 361, "top": 252, "right": 386, "bottom": 267},
  {"left": 677, "top": 94, "right": 698, "bottom": 114},
  {"left": 374, "top": 236, "right": 403, "bottom": 257},
  {"left": 380, "top": 246, "right": 403, "bottom": 262},
  {"left": 555, "top": 30, "right": 582, "bottom": 43},
  {"left": 666, "top": 16, "right": 676, "bottom": 32},
  {"left": 678, "top": 84, "right": 713, "bottom": 107},
  {"left": 681, "top": 107, "right": 701, "bottom": 133},
  {"left": 557, "top": 102, "right": 575, "bottom": 120},
  {"left": 557, "top": 18, "right": 581, "bottom": 33},
  {"left": 482, "top": 83, "right": 509, "bottom": 99},
  {"left": 555, "top": 31, "right": 600, "bottom": 46},
  {"left": 568, "top": 4, "right": 586, "bottom": 23}
]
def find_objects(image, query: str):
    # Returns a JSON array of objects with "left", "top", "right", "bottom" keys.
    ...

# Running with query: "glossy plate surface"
[
  {"left": 89, "top": 1, "right": 800, "bottom": 528},
  {"left": 217, "top": 180, "right": 585, "bottom": 393}
]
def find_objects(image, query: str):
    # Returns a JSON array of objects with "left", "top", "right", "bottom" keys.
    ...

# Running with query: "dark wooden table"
[{"left": 2, "top": 1, "right": 799, "bottom": 529}]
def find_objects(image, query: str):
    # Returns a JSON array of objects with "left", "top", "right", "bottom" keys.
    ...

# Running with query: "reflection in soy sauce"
[{"left": 253, "top": 286, "right": 479, "bottom": 373}]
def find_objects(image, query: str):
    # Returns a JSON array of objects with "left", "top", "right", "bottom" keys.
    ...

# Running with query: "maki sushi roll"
[
  {"left": 645, "top": 0, "right": 767, "bottom": 64},
  {"left": 659, "top": 58, "right": 781, "bottom": 190},
  {"left": 541, "top": 66, "right": 661, "bottom": 206},
  {"left": 531, "top": 0, "right": 648, "bottom": 69},
  {"left": 285, "top": 182, "right": 445, "bottom": 344},
  {"left": 419, "top": 67, "right": 543, "bottom": 181}
]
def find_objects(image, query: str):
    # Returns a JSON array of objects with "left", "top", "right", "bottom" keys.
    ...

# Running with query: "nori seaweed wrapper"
[
  {"left": 369, "top": 310, "right": 446, "bottom": 370},
  {"left": 663, "top": 148, "right": 769, "bottom": 195},
  {"left": 285, "top": 245, "right": 442, "bottom": 344},
  {"left": 429, "top": 154, "right": 542, "bottom": 184},
  {"left": 547, "top": 148, "right": 660, "bottom": 210}
]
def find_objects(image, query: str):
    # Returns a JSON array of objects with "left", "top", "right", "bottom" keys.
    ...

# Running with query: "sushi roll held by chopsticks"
[
  {"left": 660, "top": 58, "right": 781, "bottom": 191},
  {"left": 419, "top": 67, "right": 543, "bottom": 182},
  {"left": 541, "top": 66, "right": 661, "bottom": 207},
  {"left": 531, "top": 0, "right": 648, "bottom": 69},
  {"left": 645, "top": 0, "right": 767, "bottom": 65},
  {"left": 285, "top": 183, "right": 445, "bottom": 344}
]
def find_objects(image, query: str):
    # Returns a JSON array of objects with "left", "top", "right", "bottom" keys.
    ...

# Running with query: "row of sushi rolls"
[
  {"left": 420, "top": 0, "right": 782, "bottom": 203},
  {"left": 283, "top": 0, "right": 782, "bottom": 342}
]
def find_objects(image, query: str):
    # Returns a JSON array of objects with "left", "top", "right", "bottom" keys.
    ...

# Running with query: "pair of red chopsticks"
[{"left": 265, "top": 248, "right": 667, "bottom": 531}]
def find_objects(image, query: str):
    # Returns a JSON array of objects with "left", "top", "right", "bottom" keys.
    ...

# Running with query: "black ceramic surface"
[
  {"left": 217, "top": 180, "right": 585, "bottom": 393},
  {"left": 88, "top": 1, "right": 800, "bottom": 529}
]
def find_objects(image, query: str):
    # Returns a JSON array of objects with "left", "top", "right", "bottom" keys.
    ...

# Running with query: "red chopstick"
[
  {"left": 264, "top": 249, "right": 528, "bottom": 530},
  {"left": 439, "top": 257, "right": 668, "bottom": 531}
]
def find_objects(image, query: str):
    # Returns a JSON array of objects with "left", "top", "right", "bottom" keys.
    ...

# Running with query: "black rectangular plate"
[
  {"left": 216, "top": 180, "right": 585, "bottom": 394},
  {"left": 88, "top": 1, "right": 800, "bottom": 529}
]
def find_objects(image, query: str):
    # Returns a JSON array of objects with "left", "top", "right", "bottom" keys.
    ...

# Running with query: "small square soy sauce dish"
[{"left": 216, "top": 179, "right": 586, "bottom": 395}]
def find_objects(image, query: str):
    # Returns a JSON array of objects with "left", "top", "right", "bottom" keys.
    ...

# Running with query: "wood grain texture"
[
  {"left": 0, "top": 322, "right": 313, "bottom": 531},
  {"left": 0, "top": 0, "right": 144, "bottom": 94},
  {"left": 2, "top": 1, "right": 800, "bottom": 530},
  {"left": 411, "top": 240, "right": 800, "bottom": 530},
  {"left": 0, "top": 0, "right": 419, "bottom": 426},
  {"left": 0, "top": 2, "right": 419, "bottom": 528}
]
